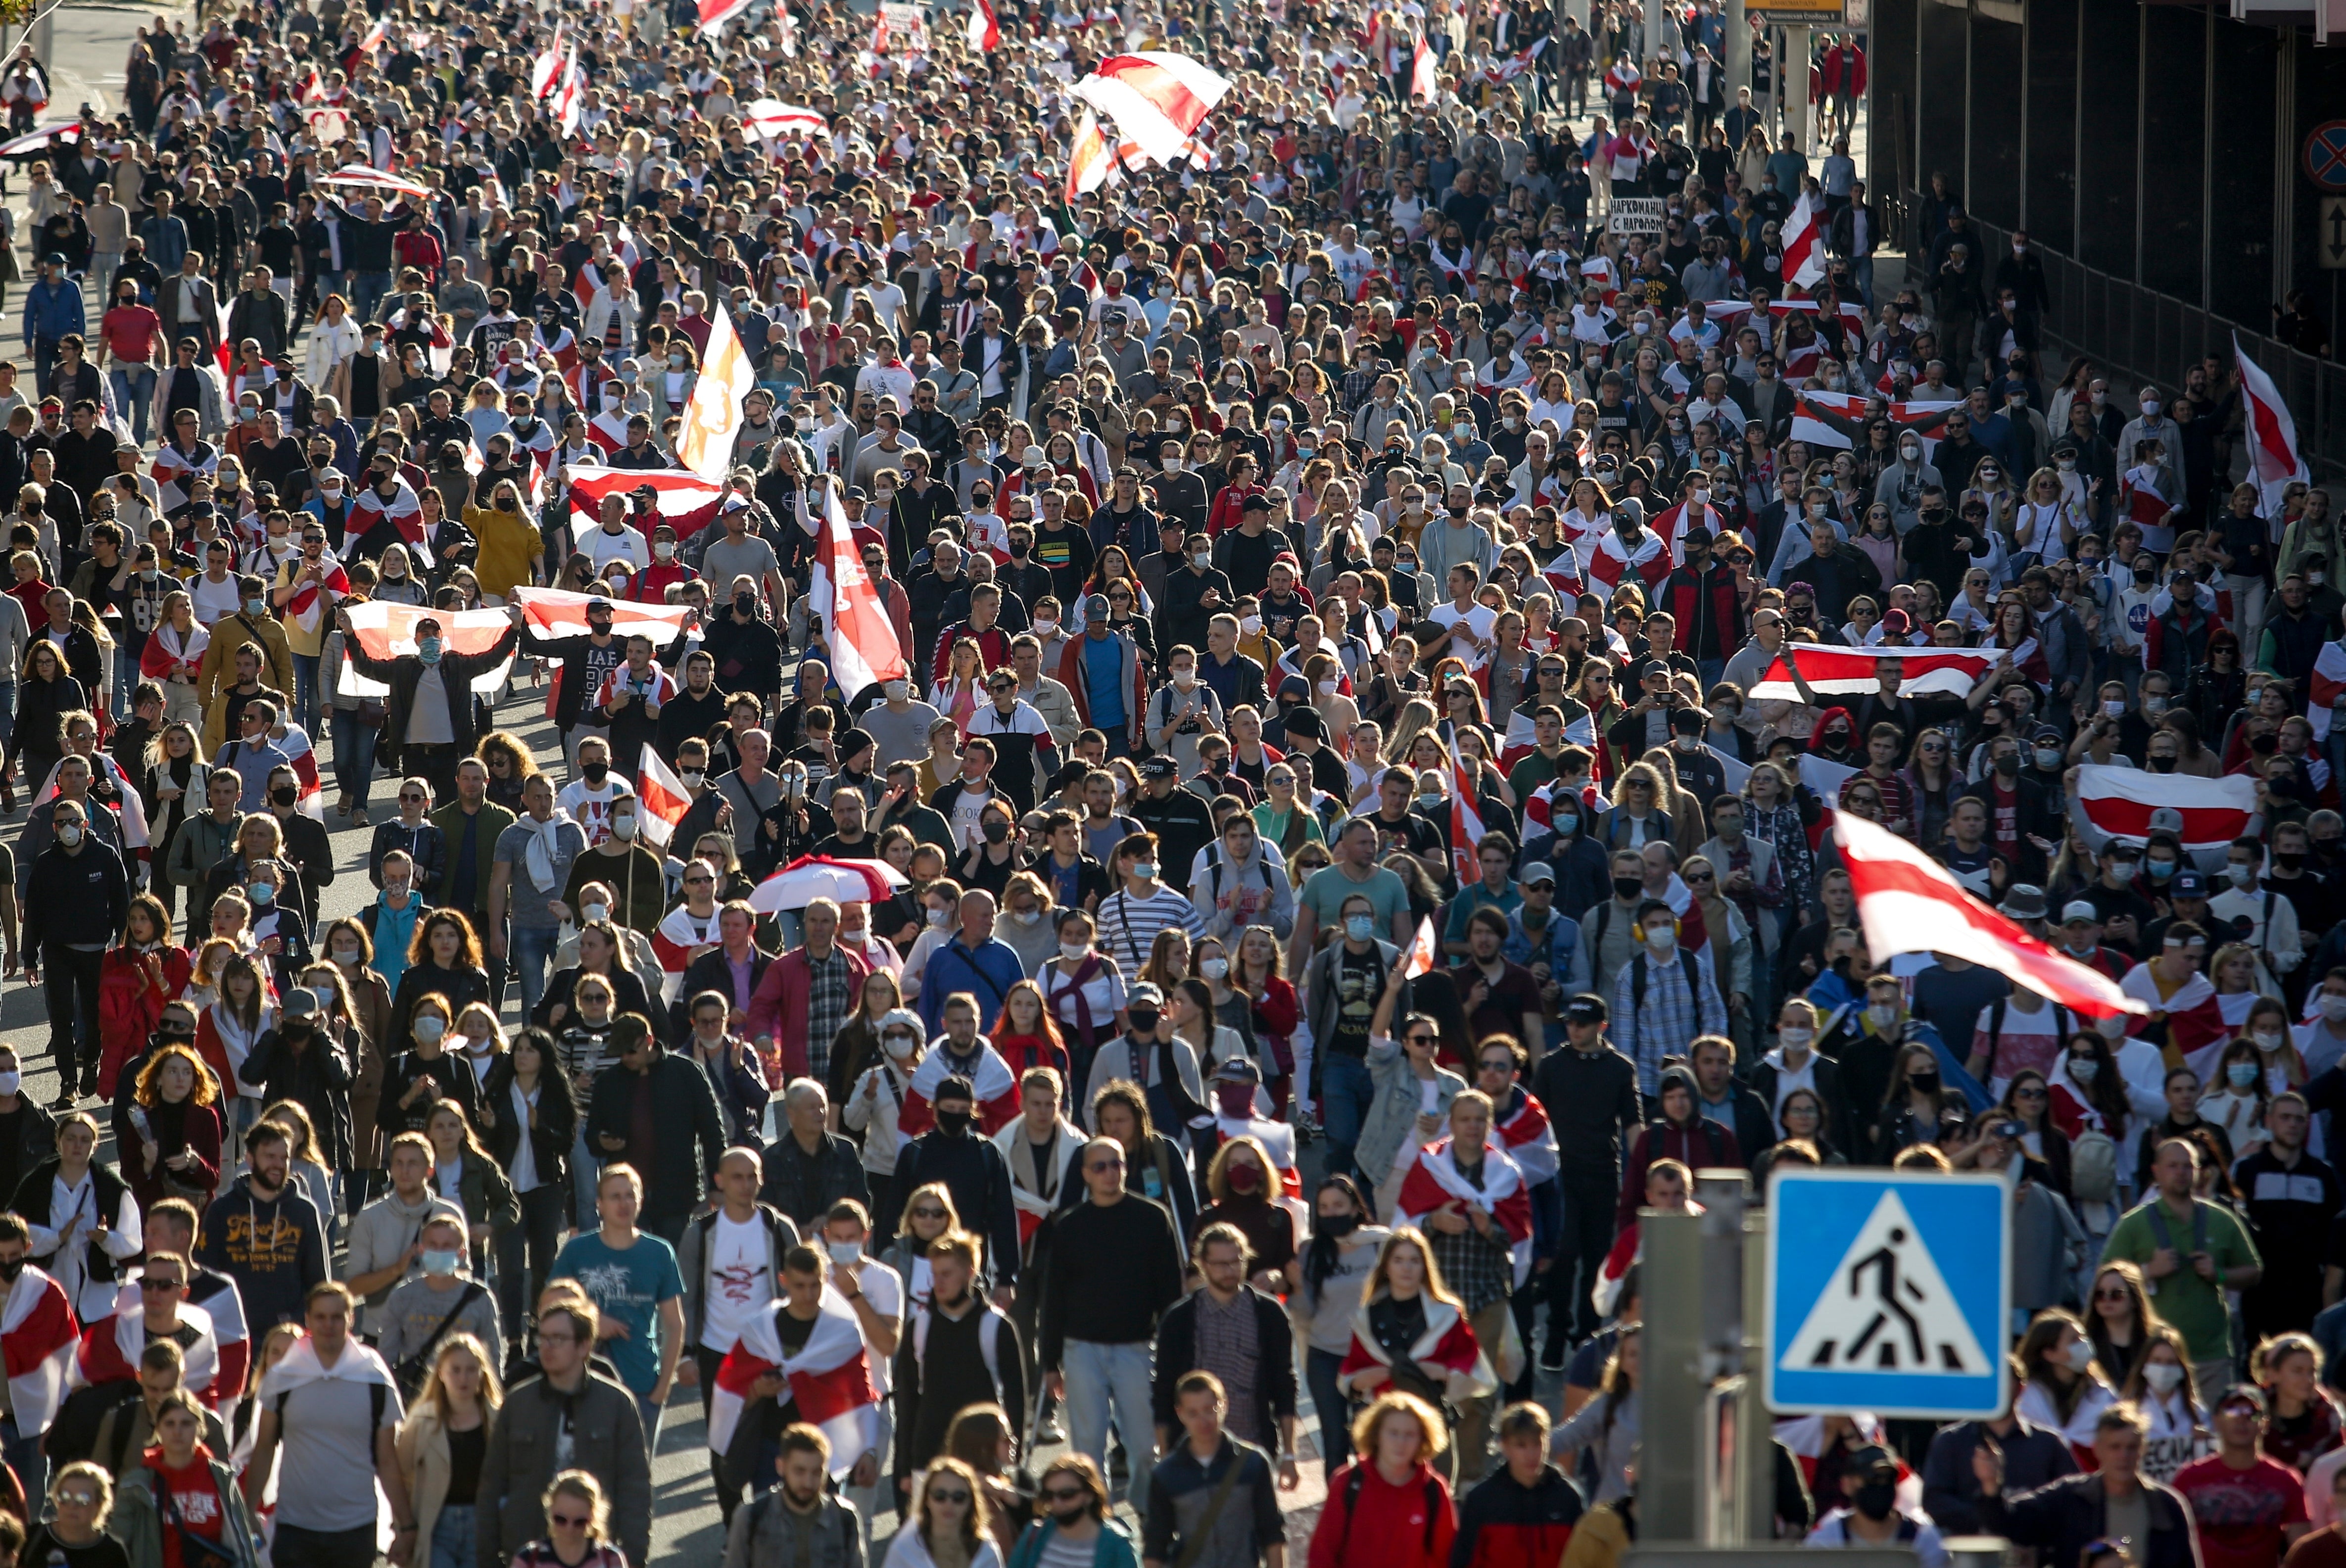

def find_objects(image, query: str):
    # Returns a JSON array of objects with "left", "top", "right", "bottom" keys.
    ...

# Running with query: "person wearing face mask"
[
  {"left": 559, "top": 792, "right": 667, "bottom": 935},
  {"left": 24, "top": 798, "right": 132, "bottom": 1108},
  {"left": 1806, "top": 1441, "right": 1951, "bottom": 1561},
  {"left": 1609, "top": 901, "right": 1731, "bottom": 1098},
  {"left": 369, "top": 1212, "right": 502, "bottom": 1397},
  {"left": 337, "top": 605, "right": 522, "bottom": 809}
]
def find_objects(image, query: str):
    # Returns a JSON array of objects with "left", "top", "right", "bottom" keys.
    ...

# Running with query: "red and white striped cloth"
[
  {"left": 1066, "top": 112, "right": 1115, "bottom": 200},
  {"left": 636, "top": 744, "right": 693, "bottom": 850},
  {"left": 152, "top": 441, "right": 218, "bottom": 514},
  {"left": 709, "top": 1292, "right": 881, "bottom": 1477},
  {"left": 899, "top": 1043, "right": 1021, "bottom": 1138},
  {"left": 2237, "top": 334, "right": 2310, "bottom": 514},
  {"left": 2074, "top": 764, "right": 2256, "bottom": 853},
  {"left": 33, "top": 751, "right": 152, "bottom": 858},
  {"left": 1393, "top": 1138, "right": 1534, "bottom": 1287},
  {"left": 1336, "top": 1290, "right": 1492, "bottom": 1402},
  {"left": 965, "top": 0, "right": 1000, "bottom": 50},
  {"left": 1449, "top": 756, "right": 1485, "bottom": 887},
  {"left": 1399, "top": 914, "right": 1439, "bottom": 979},
  {"left": 2314, "top": 643, "right": 2346, "bottom": 741},
  {"left": 348, "top": 476, "right": 431, "bottom": 565},
  {"left": 564, "top": 466, "right": 725, "bottom": 538},
  {"left": 0, "top": 1266, "right": 78, "bottom": 1436},
  {"left": 1070, "top": 52, "right": 1231, "bottom": 168},
  {"left": 512, "top": 586, "right": 693, "bottom": 643},
  {"left": 1745, "top": 642, "right": 2003, "bottom": 703},
  {"left": 742, "top": 100, "right": 827, "bottom": 142},
  {"left": 320, "top": 163, "right": 431, "bottom": 202},
  {"left": 1580, "top": 526, "right": 1670, "bottom": 594},
  {"left": 283, "top": 557, "right": 351, "bottom": 636},
  {"left": 340, "top": 602, "right": 516, "bottom": 697},
  {"left": 1779, "top": 191, "right": 1825, "bottom": 290},
  {"left": 2118, "top": 964, "right": 2228, "bottom": 1062},
  {"left": 75, "top": 1283, "right": 217, "bottom": 1400},
  {"left": 1494, "top": 1090, "right": 1558, "bottom": 1186}
]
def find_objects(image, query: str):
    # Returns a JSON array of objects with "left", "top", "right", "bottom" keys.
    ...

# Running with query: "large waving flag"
[
  {"left": 678, "top": 304, "right": 756, "bottom": 483},
  {"left": 2312, "top": 643, "right": 2346, "bottom": 741},
  {"left": 1835, "top": 810, "right": 2145, "bottom": 1019},
  {"left": 563, "top": 465, "right": 726, "bottom": 537},
  {"left": 807, "top": 479, "right": 908, "bottom": 699},
  {"left": 1394, "top": 1138, "right": 1533, "bottom": 1286},
  {"left": 710, "top": 1292, "right": 880, "bottom": 1478},
  {"left": 1779, "top": 190, "right": 1825, "bottom": 290},
  {"left": 341, "top": 602, "right": 517, "bottom": 697},
  {"left": 636, "top": 743, "right": 692, "bottom": 850},
  {"left": 320, "top": 164, "right": 432, "bottom": 202},
  {"left": 698, "top": 0, "right": 755, "bottom": 31},
  {"left": 529, "top": 23, "right": 566, "bottom": 98},
  {"left": 966, "top": 0, "right": 1000, "bottom": 50},
  {"left": 0, "top": 1267, "right": 77, "bottom": 1436},
  {"left": 2073, "top": 764, "right": 2256, "bottom": 855},
  {"left": 1411, "top": 35, "right": 1439, "bottom": 99},
  {"left": 1070, "top": 52, "right": 1231, "bottom": 167},
  {"left": 1745, "top": 642, "right": 2002, "bottom": 703},
  {"left": 742, "top": 101, "right": 826, "bottom": 143},
  {"left": 2236, "top": 335, "right": 2310, "bottom": 515},
  {"left": 553, "top": 50, "right": 586, "bottom": 138},
  {"left": 513, "top": 585, "right": 694, "bottom": 642}
]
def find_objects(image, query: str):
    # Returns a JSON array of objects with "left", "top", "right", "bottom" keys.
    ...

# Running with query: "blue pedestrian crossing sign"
[{"left": 1764, "top": 1169, "right": 2011, "bottom": 1419}]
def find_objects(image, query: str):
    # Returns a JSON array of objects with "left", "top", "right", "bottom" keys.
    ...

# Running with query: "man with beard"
[{"left": 722, "top": 1422, "right": 863, "bottom": 1568}]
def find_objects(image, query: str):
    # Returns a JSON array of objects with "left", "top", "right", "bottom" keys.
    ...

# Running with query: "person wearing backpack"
[
  {"left": 893, "top": 1230, "right": 1025, "bottom": 1508},
  {"left": 1148, "top": 1225, "right": 1299, "bottom": 1491},
  {"left": 2104, "top": 1137, "right": 2265, "bottom": 1400},
  {"left": 1607, "top": 901, "right": 1729, "bottom": 1097},
  {"left": 1141, "top": 1371, "right": 1287, "bottom": 1568},
  {"left": 1614, "top": 1066, "right": 1741, "bottom": 1230},
  {"left": 721, "top": 1422, "right": 863, "bottom": 1568},
  {"left": 1305, "top": 1391, "right": 1457, "bottom": 1568},
  {"left": 1188, "top": 813, "right": 1294, "bottom": 945}
]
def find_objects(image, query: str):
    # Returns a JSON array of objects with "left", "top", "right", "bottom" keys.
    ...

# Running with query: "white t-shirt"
[
  {"left": 1426, "top": 601, "right": 1498, "bottom": 652},
  {"left": 584, "top": 523, "right": 651, "bottom": 572},
  {"left": 556, "top": 778, "right": 632, "bottom": 847},
  {"left": 945, "top": 782, "right": 995, "bottom": 850},
  {"left": 701, "top": 1212, "right": 778, "bottom": 1355},
  {"left": 842, "top": 1259, "right": 904, "bottom": 1395},
  {"left": 509, "top": 1080, "right": 541, "bottom": 1192}
]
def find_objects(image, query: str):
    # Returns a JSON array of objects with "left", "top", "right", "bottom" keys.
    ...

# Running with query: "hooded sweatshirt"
[
  {"left": 342, "top": 1186, "right": 466, "bottom": 1329},
  {"left": 192, "top": 1174, "right": 328, "bottom": 1330}
]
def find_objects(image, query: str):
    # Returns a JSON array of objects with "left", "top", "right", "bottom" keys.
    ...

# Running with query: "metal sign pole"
[
  {"left": 1739, "top": 1217, "right": 1774, "bottom": 1543},
  {"left": 1641, "top": 1208, "right": 1707, "bottom": 1542}
]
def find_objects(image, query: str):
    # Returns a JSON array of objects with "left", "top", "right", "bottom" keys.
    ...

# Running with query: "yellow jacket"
[
  {"left": 195, "top": 611, "right": 296, "bottom": 752},
  {"left": 465, "top": 503, "right": 544, "bottom": 602},
  {"left": 1559, "top": 1504, "right": 1631, "bottom": 1568}
]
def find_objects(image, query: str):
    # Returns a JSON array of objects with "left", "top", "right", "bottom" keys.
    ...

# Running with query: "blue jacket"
[
  {"left": 21, "top": 278, "right": 83, "bottom": 346},
  {"left": 917, "top": 932, "right": 1026, "bottom": 1036},
  {"left": 1008, "top": 1520, "right": 1142, "bottom": 1568},
  {"left": 139, "top": 214, "right": 188, "bottom": 274}
]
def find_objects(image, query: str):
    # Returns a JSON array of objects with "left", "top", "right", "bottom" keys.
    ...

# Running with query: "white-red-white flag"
[
  {"left": 512, "top": 585, "right": 694, "bottom": 642},
  {"left": 697, "top": 0, "right": 754, "bottom": 32},
  {"left": 677, "top": 304, "right": 755, "bottom": 483},
  {"left": 340, "top": 602, "right": 517, "bottom": 697},
  {"left": 1070, "top": 52, "right": 1231, "bottom": 167},
  {"left": 710, "top": 1292, "right": 880, "bottom": 1477},
  {"left": 1745, "top": 642, "right": 2005, "bottom": 703},
  {"left": 2074, "top": 764, "right": 2257, "bottom": 854},
  {"left": 564, "top": 465, "right": 726, "bottom": 537},
  {"left": 0, "top": 1268, "right": 78, "bottom": 1437},
  {"left": 2236, "top": 334, "right": 2309, "bottom": 516},
  {"left": 1449, "top": 757, "right": 1485, "bottom": 887},
  {"left": 553, "top": 50, "right": 586, "bottom": 138},
  {"left": 1834, "top": 810, "right": 2145, "bottom": 1019},
  {"left": 529, "top": 23, "right": 566, "bottom": 99},
  {"left": 807, "top": 479, "right": 907, "bottom": 699},
  {"left": 741, "top": 100, "right": 826, "bottom": 142},
  {"left": 1779, "top": 190, "right": 1825, "bottom": 290},
  {"left": 2313, "top": 643, "right": 2346, "bottom": 741},
  {"left": 1066, "top": 110, "right": 1114, "bottom": 201},
  {"left": 1411, "top": 36, "right": 1438, "bottom": 100},
  {"left": 1400, "top": 915, "right": 1438, "bottom": 979},
  {"left": 966, "top": 0, "right": 1000, "bottom": 51},
  {"left": 636, "top": 743, "right": 692, "bottom": 851}
]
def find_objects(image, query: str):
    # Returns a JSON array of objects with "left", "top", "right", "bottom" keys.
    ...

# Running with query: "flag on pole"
[
  {"left": 677, "top": 304, "right": 756, "bottom": 482},
  {"left": 1070, "top": 52, "right": 1232, "bottom": 167},
  {"left": 1066, "top": 110, "right": 1114, "bottom": 201},
  {"left": 1779, "top": 190, "right": 1825, "bottom": 290},
  {"left": 806, "top": 480, "right": 908, "bottom": 699},
  {"left": 529, "top": 23, "right": 566, "bottom": 98},
  {"left": 1834, "top": 810, "right": 2145, "bottom": 1019},
  {"left": 636, "top": 744, "right": 693, "bottom": 850},
  {"left": 1449, "top": 757, "right": 1485, "bottom": 887},
  {"left": 2235, "top": 334, "right": 2310, "bottom": 516},
  {"left": 1410, "top": 35, "right": 1438, "bottom": 99},
  {"left": 553, "top": 50, "right": 586, "bottom": 138},
  {"left": 966, "top": 0, "right": 1000, "bottom": 51},
  {"left": 697, "top": 0, "right": 754, "bottom": 32},
  {"left": 1400, "top": 915, "right": 1438, "bottom": 979}
]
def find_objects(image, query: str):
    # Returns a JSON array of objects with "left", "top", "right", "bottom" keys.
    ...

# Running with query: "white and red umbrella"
[{"left": 748, "top": 855, "right": 910, "bottom": 914}]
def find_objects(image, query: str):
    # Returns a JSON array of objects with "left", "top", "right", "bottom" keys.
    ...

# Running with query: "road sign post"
[
  {"left": 2322, "top": 197, "right": 2346, "bottom": 270},
  {"left": 1765, "top": 1168, "right": 2012, "bottom": 1419}
]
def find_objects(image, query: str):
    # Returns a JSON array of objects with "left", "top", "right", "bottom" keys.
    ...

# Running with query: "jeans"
[
  {"left": 3, "top": 1413, "right": 44, "bottom": 1506},
  {"left": 1319, "top": 1051, "right": 1377, "bottom": 1186},
  {"left": 271, "top": 1524, "right": 381, "bottom": 1568},
  {"left": 496, "top": 1184, "right": 564, "bottom": 1348},
  {"left": 1062, "top": 1338, "right": 1156, "bottom": 1511},
  {"left": 1697, "top": 658, "right": 1727, "bottom": 689},
  {"left": 109, "top": 365, "right": 154, "bottom": 444},
  {"left": 291, "top": 652, "right": 321, "bottom": 734},
  {"left": 1305, "top": 1346, "right": 1354, "bottom": 1472},
  {"left": 350, "top": 269, "right": 393, "bottom": 323},
  {"left": 29, "top": 338, "right": 56, "bottom": 399},
  {"left": 0, "top": 677, "right": 16, "bottom": 754},
  {"left": 429, "top": 1504, "right": 475, "bottom": 1568},
  {"left": 330, "top": 708, "right": 381, "bottom": 811},
  {"left": 41, "top": 943, "right": 104, "bottom": 1087},
  {"left": 636, "top": 1387, "right": 665, "bottom": 1453},
  {"left": 512, "top": 922, "right": 561, "bottom": 1020}
]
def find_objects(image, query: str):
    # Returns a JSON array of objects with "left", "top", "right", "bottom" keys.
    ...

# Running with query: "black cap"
[
  {"left": 1564, "top": 993, "right": 1608, "bottom": 1024},
  {"left": 1141, "top": 755, "right": 1177, "bottom": 779}
]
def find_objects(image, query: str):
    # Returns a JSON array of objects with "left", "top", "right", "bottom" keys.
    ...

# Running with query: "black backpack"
[
  {"left": 46, "top": 1379, "right": 141, "bottom": 1469},
  {"left": 1628, "top": 947, "right": 1703, "bottom": 1012},
  {"left": 1339, "top": 1464, "right": 1444, "bottom": 1558}
]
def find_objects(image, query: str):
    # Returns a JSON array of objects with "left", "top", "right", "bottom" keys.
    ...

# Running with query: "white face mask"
[
  {"left": 882, "top": 1031, "right": 916, "bottom": 1058},
  {"left": 1200, "top": 957, "right": 1229, "bottom": 980},
  {"left": 1060, "top": 942, "right": 1090, "bottom": 962},
  {"left": 1867, "top": 1002, "right": 1900, "bottom": 1029},
  {"left": 1778, "top": 1027, "right": 1813, "bottom": 1048},
  {"left": 826, "top": 1240, "right": 863, "bottom": 1266},
  {"left": 584, "top": 902, "right": 610, "bottom": 924},
  {"left": 1643, "top": 924, "right": 1676, "bottom": 953},
  {"left": 1033, "top": 620, "right": 1058, "bottom": 639},
  {"left": 2229, "top": 864, "right": 2258, "bottom": 888},
  {"left": 2062, "top": 1339, "right": 2096, "bottom": 1374},
  {"left": 2254, "top": 1031, "right": 2287, "bottom": 1053},
  {"left": 2144, "top": 1362, "right": 2186, "bottom": 1394},
  {"left": 2069, "top": 1056, "right": 2100, "bottom": 1082}
]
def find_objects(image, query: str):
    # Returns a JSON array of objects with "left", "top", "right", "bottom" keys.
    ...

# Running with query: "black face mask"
[
  {"left": 2278, "top": 851, "right": 2309, "bottom": 870},
  {"left": 1853, "top": 1481, "right": 1896, "bottom": 1522},
  {"left": 0, "top": 1258, "right": 23, "bottom": 1284},
  {"left": 1318, "top": 1212, "right": 1359, "bottom": 1238},
  {"left": 1993, "top": 754, "right": 2019, "bottom": 776},
  {"left": 1910, "top": 1070, "right": 1942, "bottom": 1095},
  {"left": 1009, "top": 540, "right": 1030, "bottom": 557},
  {"left": 982, "top": 819, "right": 1008, "bottom": 844},
  {"left": 271, "top": 784, "right": 299, "bottom": 808},
  {"left": 581, "top": 760, "right": 610, "bottom": 784},
  {"left": 1613, "top": 876, "right": 1643, "bottom": 901},
  {"left": 934, "top": 1107, "right": 973, "bottom": 1139},
  {"left": 1128, "top": 1006, "right": 1160, "bottom": 1033}
]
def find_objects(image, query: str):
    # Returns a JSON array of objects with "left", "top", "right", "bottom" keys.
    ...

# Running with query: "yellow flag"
[{"left": 678, "top": 303, "right": 757, "bottom": 483}]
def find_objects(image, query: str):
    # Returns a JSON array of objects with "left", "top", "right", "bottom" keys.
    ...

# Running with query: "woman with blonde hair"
[
  {"left": 934, "top": 641, "right": 987, "bottom": 736},
  {"left": 878, "top": 1182, "right": 967, "bottom": 1310},
  {"left": 1334, "top": 1228, "right": 1491, "bottom": 1419},
  {"left": 1381, "top": 696, "right": 1439, "bottom": 765},
  {"left": 395, "top": 1332, "right": 501, "bottom": 1568},
  {"left": 139, "top": 589, "right": 207, "bottom": 726},
  {"left": 510, "top": 1471, "right": 628, "bottom": 1568}
]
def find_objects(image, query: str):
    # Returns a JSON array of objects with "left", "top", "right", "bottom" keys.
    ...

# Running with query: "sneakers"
[
  {"left": 1538, "top": 1339, "right": 1570, "bottom": 1374},
  {"left": 1035, "top": 1415, "right": 1065, "bottom": 1444}
]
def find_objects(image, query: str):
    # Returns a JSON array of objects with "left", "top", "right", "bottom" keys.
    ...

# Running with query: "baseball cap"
[
  {"left": 1140, "top": 755, "right": 1177, "bottom": 779},
  {"left": 1083, "top": 593, "right": 1109, "bottom": 618},
  {"left": 281, "top": 988, "right": 318, "bottom": 1020},
  {"left": 1519, "top": 862, "right": 1556, "bottom": 888},
  {"left": 2171, "top": 869, "right": 2208, "bottom": 899},
  {"left": 1564, "top": 993, "right": 1608, "bottom": 1025},
  {"left": 1127, "top": 981, "right": 1164, "bottom": 1008},
  {"left": 1213, "top": 1055, "right": 1262, "bottom": 1085},
  {"left": 2061, "top": 901, "right": 2099, "bottom": 925}
]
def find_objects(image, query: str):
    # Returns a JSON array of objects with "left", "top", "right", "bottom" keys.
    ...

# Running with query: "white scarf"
[{"left": 523, "top": 808, "right": 575, "bottom": 893}]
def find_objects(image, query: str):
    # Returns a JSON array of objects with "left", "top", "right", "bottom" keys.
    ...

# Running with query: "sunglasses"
[
  {"left": 1405, "top": 1032, "right": 1437, "bottom": 1046},
  {"left": 911, "top": 1206, "right": 948, "bottom": 1221},
  {"left": 549, "top": 1513, "right": 592, "bottom": 1529},
  {"left": 929, "top": 1489, "right": 973, "bottom": 1506},
  {"left": 1041, "top": 1486, "right": 1085, "bottom": 1503},
  {"left": 1086, "top": 1157, "right": 1125, "bottom": 1172}
]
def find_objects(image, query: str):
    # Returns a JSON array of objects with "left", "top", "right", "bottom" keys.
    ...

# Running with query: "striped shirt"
[{"left": 1096, "top": 886, "right": 1204, "bottom": 972}]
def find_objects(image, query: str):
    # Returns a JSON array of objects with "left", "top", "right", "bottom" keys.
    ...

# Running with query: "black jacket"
[
  {"left": 1150, "top": 1285, "right": 1295, "bottom": 1441},
  {"left": 1529, "top": 1043, "right": 1643, "bottom": 1184},
  {"left": 585, "top": 1051, "right": 726, "bottom": 1222},
  {"left": 9, "top": 1155, "right": 134, "bottom": 1297},
  {"left": 534, "top": 964, "right": 666, "bottom": 1045},
  {"left": 344, "top": 625, "right": 521, "bottom": 755},
  {"left": 386, "top": 960, "right": 493, "bottom": 1060},
  {"left": 478, "top": 1054, "right": 576, "bottom": 1195},
  {"left": 883, "top": 1128, "right": 1021, "bottom": 1287},
  {"left": 671, "top": 948, "right": 773, "bottom": 1041},
  {"left": 755, "top": 1129, "right": 869, "bottom": 1231},
  {"left": 1977, "top": 1473, "right": 2199, "bottom": 1568},
  {"left": 237, "top": 1025, "right": 355, "bottom": 1166},
  {"left": 377, "top": 1046, "right": 483, "bottom": 1149},
  {"left": 23, "top": 840, "right": 131, "bottom": 952},
  {"left": 893, "top": 1295, "right": 1026, "bottom": 1484}
]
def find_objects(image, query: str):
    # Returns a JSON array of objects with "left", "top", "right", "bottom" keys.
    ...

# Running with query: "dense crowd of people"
[{"left": 0, "top": 0, "right": 2333, "bottom": 1566}]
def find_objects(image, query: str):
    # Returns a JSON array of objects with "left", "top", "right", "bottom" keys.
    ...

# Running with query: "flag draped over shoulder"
[{"left": 709, "top": 1292, "right": 880, "bottom": 1477}]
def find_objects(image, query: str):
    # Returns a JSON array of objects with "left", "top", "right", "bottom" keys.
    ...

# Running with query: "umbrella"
[{"left": 748, "top": 855, "right": 909, "bottom": 913}]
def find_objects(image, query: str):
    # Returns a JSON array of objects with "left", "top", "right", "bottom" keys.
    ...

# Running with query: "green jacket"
[
  {"left": 109, "top": 1454, "right": 266, "bottom": 1568},
  {"left": 1008, "top": 1518, "right": 1143, "bottom": 1568},
  {"left": 162, "top": 809, "right": 239, "bottom": 893},
  {"left": 430, "top": 800, "right": 518, "bottom": 919}
]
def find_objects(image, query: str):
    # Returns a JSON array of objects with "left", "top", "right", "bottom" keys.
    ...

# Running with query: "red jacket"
[
  {"left": 1309, "top": 1461, "right": 1457, "bottom": 1568},
  {"left": 97, "top": 944, "right": 194, "bottom": 1097},
  {"left": 745, "top": 945, "right": 874, "bottom": 1079},
  {"left": 931, "top": 622, "right": 1014, "bottom": 684},
  {"left": 1452, "top": 1465, "right": 1582, "bottom": 1568}
]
